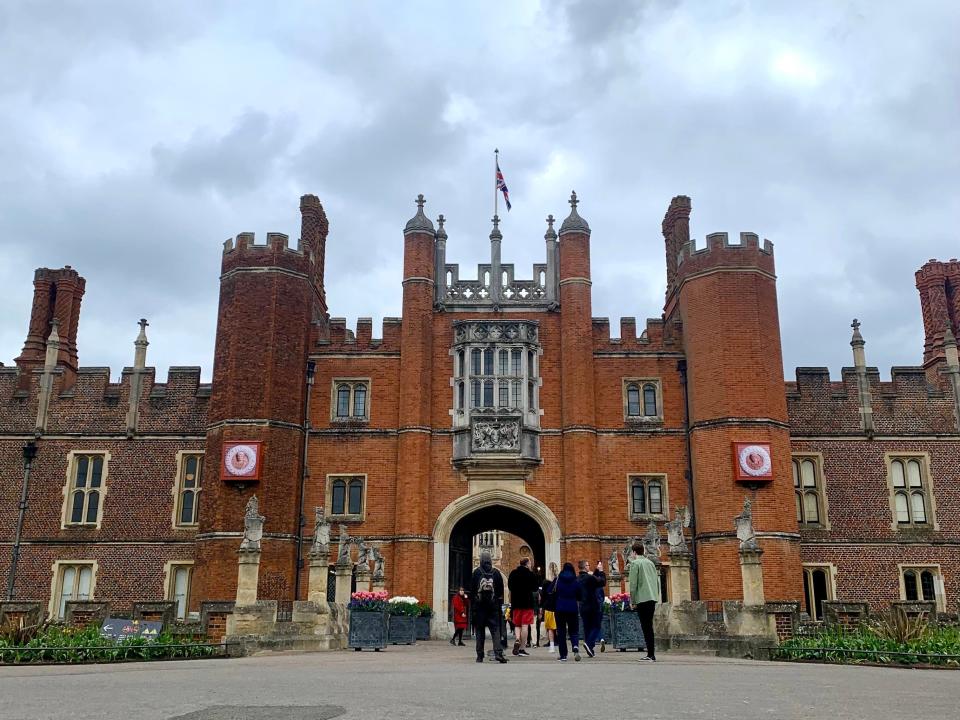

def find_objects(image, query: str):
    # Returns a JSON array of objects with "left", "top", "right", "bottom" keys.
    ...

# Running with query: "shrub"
[{"left": 416, "top": 602, "right": 433, "bottom": 618}]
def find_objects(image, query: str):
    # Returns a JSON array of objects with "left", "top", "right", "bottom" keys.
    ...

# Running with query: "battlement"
[
  {"left": 317, "top": 317, "right": 402, "bottom": 352},
  {"left": 222, "top": 231, "right": 305, "bottom": 256},
  {"left": 786, "top": 364, "right": 958, "bottom": 436},
  {"left": 591, "top": 317, "right": 670, "bottom": 351},
  {"left": 0, "top": 364, "right": 210, "bottom": 435},
  {"left": 679, "top": 231, "right": 774, "bottom": 262}
]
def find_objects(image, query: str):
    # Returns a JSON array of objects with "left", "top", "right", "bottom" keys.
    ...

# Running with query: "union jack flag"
[{"left": 496, "top": 159, "right": 512, "bottom": 211}]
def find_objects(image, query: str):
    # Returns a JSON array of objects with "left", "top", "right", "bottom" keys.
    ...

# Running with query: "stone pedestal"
[
  {"left": 307, "top": 550, "right": 330, "bottom": 607},
  {"left": 739, "top": 548, "right": 765, "bottom": 606},
  {"left": 355, "top": 565, "right": 371, "bottom": 593},
  {"left": 236, "top": 549, "right": 261, "bottom": 606},
  {"left": 668, "top": 551, "right": 692, "bottom": 603},
  {"left": 372, "top": 576, "right": 386, "bottom": 593},
  {"left": 606, "top": 573, "right": 622, "bottom": 595},
  {"left": 335, "top": 563, "right": 353, "bottom": 605}
]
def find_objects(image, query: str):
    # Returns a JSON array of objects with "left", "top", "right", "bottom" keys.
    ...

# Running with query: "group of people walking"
[{"left": 462, "top": 541, "right": 659, "bottom": 664}]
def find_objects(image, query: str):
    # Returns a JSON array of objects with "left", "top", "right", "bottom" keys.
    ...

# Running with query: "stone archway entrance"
[{"left": 431, "top": 490, "right": 562, "bottom": 637}]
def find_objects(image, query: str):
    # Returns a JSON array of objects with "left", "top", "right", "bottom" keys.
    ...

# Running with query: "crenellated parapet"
[
  {"left": 439, "top": 262, "right": 551, "bottom": 308},
  {"left": 590, "top": 317, "right": 674, "bottom": 352},
  {"left": 318, "top": 317, "right": 402, "bottom": 352},
  {"left": 221, "top": 232, "right": 312, "bottom": 274},
  {"left": 0, "top": 364, "right": 210, "bottom": 436},
  {"left": 786, "top": 365, "right": 958, "bottom": 436}
]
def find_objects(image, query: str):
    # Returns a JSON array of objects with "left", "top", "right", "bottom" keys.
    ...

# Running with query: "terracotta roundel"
[
  {"left": 222, "top": 441, "right": 262, "bottom": 480},
  {"left": 733, "top": 442, "right": 773, "bottom": 481}
]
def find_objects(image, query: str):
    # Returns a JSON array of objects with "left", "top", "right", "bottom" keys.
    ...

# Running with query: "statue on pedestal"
[
  {"left": 337, "top": 524, "right": 351, "bottom": 565},
  {"left": 666, "top": 505, "right": 691, "bottom": 554},
  {"left": 239, "top": 495, "right": 265, "bottom": 552},
  {"left": 372, "top": 547, "right": 386, "bottom": 581},
  {"left": 642, "top": 520, "right": 661, "bottom": 563},
  {"left": 735, "top": 497, "right": 759, "bottom": 552},
  {"left": 608, "top": 549, "right": 620, "bottom": 577},
  {"left": 310, "top": 506, "right": 331, "bottom": 556}
]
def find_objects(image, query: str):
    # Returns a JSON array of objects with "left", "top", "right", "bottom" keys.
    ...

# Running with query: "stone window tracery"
[
  {"left": 623, "top": 379, "right": 662, "bottom": 424},
  {"left": 802, "top": 564, "right": 835, "bottom": 621},
  {"left": 50, "top": 561, "right": 95, "bottom": 620},
  {"left": 63, "top": 452, "right": 109, "bottom": 527},
  {"left": 331, "top": 380, "right": 370, "bottom": 422},
  {"left": 900, "top": 565, "right": 944, "bottom": 610},
  {"left": 887, "top": 456, "right": 933, "bottom": 527},
  {"left": 328, "top": 475, "right": 365, "bottom": 519},
  {"left": 629, "top": 475, "right": 666, "bottom": 519},
  {"left": 792, "top": 455, "right": 826, "bottom": 526},
  {"left": 174, "top": 452, "right": 203, "bottom": 527}
]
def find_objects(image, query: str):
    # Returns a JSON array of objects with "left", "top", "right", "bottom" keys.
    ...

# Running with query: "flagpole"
[{"left": 494, "top": 148, "right": 499, "bottom": 219}]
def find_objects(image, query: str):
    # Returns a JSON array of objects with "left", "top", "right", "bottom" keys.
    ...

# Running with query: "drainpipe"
[
  {"left": 677, "top": 360, "right": 700, "bottom": 600},
  {"left": 293, "top": 360, "right": 316, "bottom": 600},
  {"left": 6, "top": 441, "right": 38, "bottom": 602}
]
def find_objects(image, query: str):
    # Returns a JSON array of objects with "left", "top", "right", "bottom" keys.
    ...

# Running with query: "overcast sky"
[{"left": 1, "top": 1, "right": 958, "bottom": 383}]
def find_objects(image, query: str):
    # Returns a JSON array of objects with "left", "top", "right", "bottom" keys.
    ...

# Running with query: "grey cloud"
[{"left": 153, "top": 111, "right": 297, "bottom": 195}]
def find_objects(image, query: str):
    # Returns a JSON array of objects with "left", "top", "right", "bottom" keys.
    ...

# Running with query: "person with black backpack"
[{"left": 471, "top": 551, "right": 508, "bottom": 664}]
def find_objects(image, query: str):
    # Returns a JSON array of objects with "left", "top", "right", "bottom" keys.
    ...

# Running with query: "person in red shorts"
[{"left": 507, "top": 558, "right": 538, "bottom": 656}]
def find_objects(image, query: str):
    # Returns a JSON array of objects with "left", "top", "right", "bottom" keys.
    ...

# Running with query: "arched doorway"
[{"left": 431, "top": 490, "right": 562, "bottom": 637}]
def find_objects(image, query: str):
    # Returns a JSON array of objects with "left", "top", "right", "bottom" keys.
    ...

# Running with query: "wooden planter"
[
  {"left": 415, "top": 616, "right": 432, "bottom": 641},
  {"left": 348, "top": 611, "right": 388, "bottom": 651},
  {"left": 611, "top": 607, "right": 646, "bottom": 652},
  {"left": 387, "top": 615, "right": 417, "bottom": 645}
]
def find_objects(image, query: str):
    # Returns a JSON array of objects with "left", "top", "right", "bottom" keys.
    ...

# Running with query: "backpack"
[{"left": 477, "top": 572, "right": 496, "bottom": 605}]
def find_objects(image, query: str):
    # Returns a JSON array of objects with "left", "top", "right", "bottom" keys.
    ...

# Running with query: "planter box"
[
  {"left": 349, "top": 611, "right": 388, "bottom": 650},
  {"left": 415, "top": 616, "right": 432, "bottom": 641},
  {"left": 612, "top": 608, "right": 646, "bottom": 651},
  {"left": 601, "top": 613, "right": 612, "bottom": 645},
  {"left": 387, "top": 615, "right": 417, "bottom": 645}
]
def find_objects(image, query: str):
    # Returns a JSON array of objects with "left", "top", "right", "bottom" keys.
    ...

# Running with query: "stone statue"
[
  {"left": 239, "top": 495, "right": 265, "bottom": 552},
  {"left": 735, "top": 497, "right": 759, "bottom": 551},
  {"left": 643, "top": 521, "right": 661, "bottom": 564},
  {"left": 666, "top": 505, "right": 691, "bottom": 553},
  {"left": 372, "top": 547, "right": 386, "bottom": 581},
  {"left": 608, "top": 549, "right": 620, "bottom": 577},
  {"left": 337, "top": 524, "right": 351, "bottom": 565},
  {"left": 310, "top": 506, "right": 330, "bottom": 556},
  {"left": 355, "top": 539, "right": 371, "bottom": 571}
]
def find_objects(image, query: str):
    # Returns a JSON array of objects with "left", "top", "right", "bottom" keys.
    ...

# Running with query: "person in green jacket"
[{"left": 627, "top": 540, "right": 658, "bottom": 662}]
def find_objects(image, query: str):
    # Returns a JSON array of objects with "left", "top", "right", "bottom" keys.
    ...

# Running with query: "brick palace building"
[{"left": 1, "top": 192, "right": 958, "bottom": 628}]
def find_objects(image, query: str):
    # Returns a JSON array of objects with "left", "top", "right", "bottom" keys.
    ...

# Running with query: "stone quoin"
[{"left": 1, "top": 193, "right": 959, "bottom": 629}]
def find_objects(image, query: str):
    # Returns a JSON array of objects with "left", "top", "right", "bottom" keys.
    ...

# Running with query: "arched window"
[
  {"left": 498, "top": 349, "right": 509, "bottom": 375},
  {"left": 642, "top": 384, "right": 658, "bottom": 416},
  {"left": 902, "top": 567, "right": 939, "bottom": 604},
  {"left": 68, "top": 453, "right": 106, "bottom": 526},
  {"left": 792, "top": 457, "right": 824, "bottom": 525},
  {"left": 512, "top": 380, "right": 521, "bottom": 408},
  {"left": 353, "top": 384, "right": 367, "bottom": 418},
  {"left": 483, "top": 349, "right": 494, "bottom": 375},
  {"left": 336, "top": 385, "right": 351, "bottom": 417},
  {"left": 457, "top": 381, "right": 465, "bottom": 410},
  {"left": 457, "top": 350, "right": 464, "bottom": 377},
  {"left": 511, "top": 349, "right": 522, "bottom": 375},
  {"left": 331, "top": 480, "right": 346, "bottom": 515},
  {"left": 527, "top": 381, "right": 535, "bottom": 410},
  {"left": 177, "top": 454, "right": 202, "bottom": 527},
  {"left": 890, "top": 458, "right": 929, "bottom": 525},
  {"left": 626, "top": 384, "right": 640, "bottom": 417},
  {"left": 348, "top": 479, "right": 363, "bottom": 515},
  {"left": 483, "top": 380, "right": 494, "bottom": 407},
  {"left": 499, "top": 381, "right": 509, "bottom": 407},
  {"left": 472, "top": 380, "right": 481, "bottom": 408},
  {"left": 471, "top": 349, "right": 482, "bottom": 376},
  {"left": 630, "top": 476, "right": 666, "bottom": 517}
]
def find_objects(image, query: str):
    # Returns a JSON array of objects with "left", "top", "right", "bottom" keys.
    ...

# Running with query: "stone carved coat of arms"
[{"left": 472, "top": 419, "right": 521, "bottom": 451}]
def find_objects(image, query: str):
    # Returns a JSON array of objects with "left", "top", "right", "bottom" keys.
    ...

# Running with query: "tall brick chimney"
[
  {"left": 15, "top": 266, "right": 85, "bottom": 389},
  {"left": 915, "top": 259, "right": 960, "bottom": 367}
]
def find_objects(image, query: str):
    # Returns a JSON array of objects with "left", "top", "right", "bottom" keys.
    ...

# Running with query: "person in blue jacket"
[{"left": 553, "top": 562, "right": 583, "bottom": 662}]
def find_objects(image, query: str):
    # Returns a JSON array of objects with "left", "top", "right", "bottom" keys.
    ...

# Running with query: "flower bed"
[
  {"left": 0, "top": 624, "right": 219, "bottom": 665},
  {"left": 774, "top": 612, "right": 960, "bottom": 667}
]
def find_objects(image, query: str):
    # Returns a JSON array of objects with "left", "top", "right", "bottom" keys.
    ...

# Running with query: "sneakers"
[
  {"left": 583, "top": 643, "right": 595, "bottom": 658},
  {"left": 518, "top": 649, "right": 530, "bottom": 657},
  {"left": 558, "top": 656, "right": 567, "bottom": 662},
  {"left": 600, "top": 639, "right": 606, "bottom": 653},
  {"left": 449, "top": 638, "right": 456, "bottom": 646},
  {"left": 495, "top": 654, "right": 509, "bottom": 664},
  {"left": 573, "top": 651, "right": 581, "bottom": 662},
  {"left": 637, "top": 655, "right": 656, "bottom": 662},
  {"left": 548, "top": 645, "right": 556, "bottom": 654},
  {"left": 476, "top": 656, "right": 483, "bottom": 663},
  {"left": 457, "top": 641, "right": 466, "bottom": 647}
]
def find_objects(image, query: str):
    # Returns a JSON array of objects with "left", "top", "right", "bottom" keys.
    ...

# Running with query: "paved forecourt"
[{"left": 0, "top": 643, "right": 955, "bottom": 720}]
